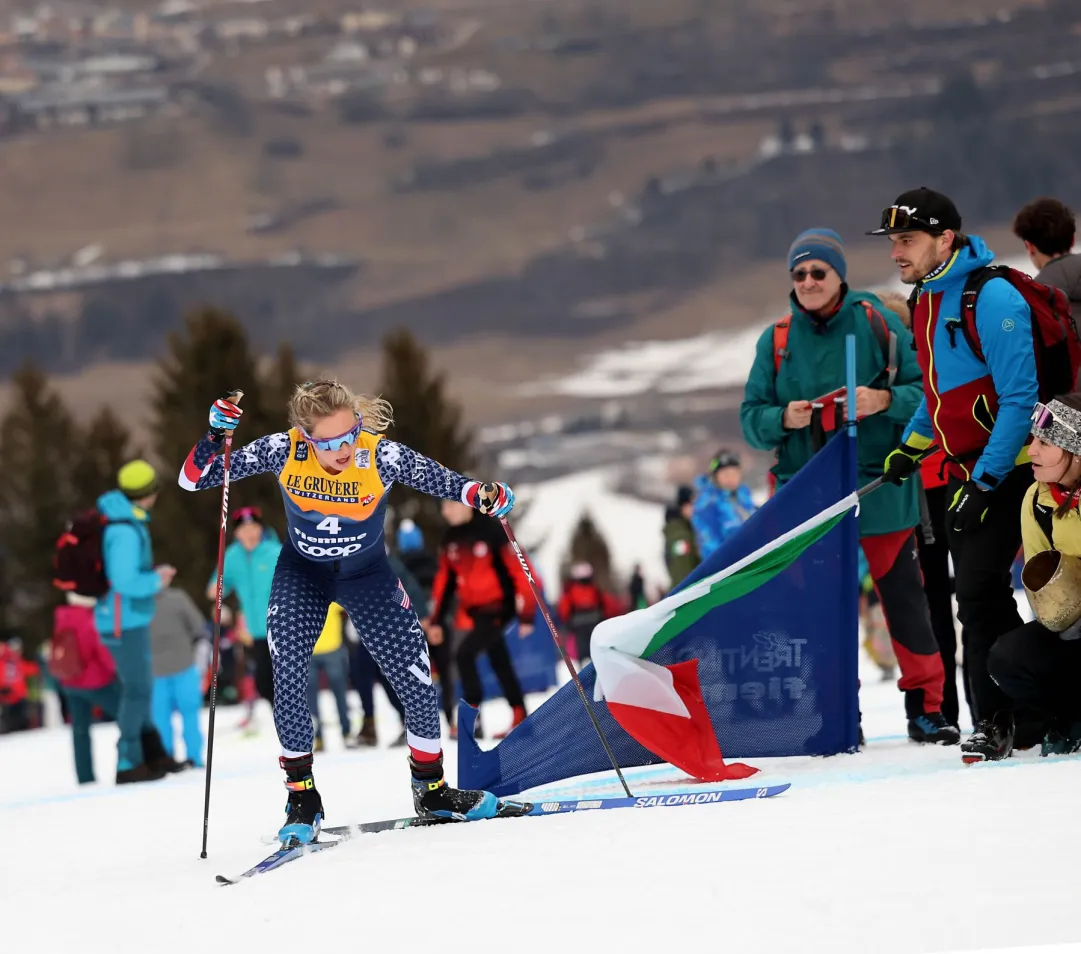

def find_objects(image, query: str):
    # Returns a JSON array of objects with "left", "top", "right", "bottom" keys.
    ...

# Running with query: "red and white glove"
[
  {"left": 467, "top": 481, "right": 515, "bottom": 518},
  {"left": 209, "top": 397, "right": 243, "bottom": 435}
]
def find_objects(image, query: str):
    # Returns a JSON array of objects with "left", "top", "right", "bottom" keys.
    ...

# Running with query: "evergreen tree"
[
  {"left": 565, "top": 514, "right": 613, "bottom": 591},
  {"left": 71, "top": 406, "right": 134, "bottom": 509},
  {"left": 377, "top": 329, "right": 474, "bottom": 545},
  {"left": 149, "top": 307, "right": 298, "bottom": 604},
  {"left": 266, "top": 341, "right": 303, "bottom": 431},
  {"left": 0, "top": 363, "right": 81, "bottom": 651}
]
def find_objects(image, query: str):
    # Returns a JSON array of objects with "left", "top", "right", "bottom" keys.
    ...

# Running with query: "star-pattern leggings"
[{"left": 267, "top": 548, "right": 441, "bottom": 761}]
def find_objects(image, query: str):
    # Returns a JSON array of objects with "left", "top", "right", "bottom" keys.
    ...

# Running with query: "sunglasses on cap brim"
[
  {"left": 302, "top": 419, "right": 362, "bottom": 452},
  {"left": 1031, "top": 402, "right": 1078, "bottom": 434},
  {"left": 869, "top": 206, "right": 943, "bottom": 235}
]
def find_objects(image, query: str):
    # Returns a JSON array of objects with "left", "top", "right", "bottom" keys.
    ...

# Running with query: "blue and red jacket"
[{"left": 902, "top": 235, "right": 1037, "bottom": 488}]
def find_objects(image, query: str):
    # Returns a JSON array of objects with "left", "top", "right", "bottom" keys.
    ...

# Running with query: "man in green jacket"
[
  {"left": 664, "top": 485, "right": 700, "bottom": 587},
  {"left": 740, "top": 228, "right": 955, "bottom": 744}
]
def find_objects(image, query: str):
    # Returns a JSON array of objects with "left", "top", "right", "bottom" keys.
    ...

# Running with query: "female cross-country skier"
[{"left": 179, "top": 381, "right": 528, "bottom": 845}]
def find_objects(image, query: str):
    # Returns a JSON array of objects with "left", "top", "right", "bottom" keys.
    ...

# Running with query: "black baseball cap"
[{"left": 866, "top": 187, "right": 962, "bottom": 236}]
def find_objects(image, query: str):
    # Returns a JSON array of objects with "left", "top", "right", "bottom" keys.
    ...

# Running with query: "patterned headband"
[{"left": 1031, "top": 399, "right": 1081, "bottom": 456}]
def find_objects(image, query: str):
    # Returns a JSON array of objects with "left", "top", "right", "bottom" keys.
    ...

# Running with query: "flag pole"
[
  {"left": 843, "top": 335, "right": 861, "bottom": 751},
  {"left": 499, "top": 517, "right": 634, "bottom": 798}
]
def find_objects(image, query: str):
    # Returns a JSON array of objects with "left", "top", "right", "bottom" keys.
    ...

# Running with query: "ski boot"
[
  {"left": 1041, "top": 721, "right": 1081, "bottom": 757},
  {"left": 493, "top": 705, "right": 527, "bottom": 740},
  {"left": 409, "top": 754, "right": 530, "bottom": 822},
  {"left": 908, "top": 712, "right": 961, "bottom": 745},
  {"left": 117, "top": 761, "right": 167, "bottom": 785},
  {"left": 961, "top": 716, "right": 1014, "bottom": 764},
  {"left": 347, "top": 716, "right": 377, "bottom": 749},
  {"left": 278, "top": 754, "right": 324, "bottom": 846},
  {"left": 141, "top": 726, "right": 189, "bottom": 774}
]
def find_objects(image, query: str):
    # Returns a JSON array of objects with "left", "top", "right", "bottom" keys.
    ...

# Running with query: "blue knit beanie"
[
  {"left": 396, "top": 518, "right": 424, "bottom": 554},
  {"left": 787, "top": 228, "right": 847, "bottom": 282}
]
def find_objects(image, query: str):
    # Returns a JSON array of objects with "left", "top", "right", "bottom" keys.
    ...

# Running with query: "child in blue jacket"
[{"left": 690, "top": 450, "right": 757, "bottom": 561}]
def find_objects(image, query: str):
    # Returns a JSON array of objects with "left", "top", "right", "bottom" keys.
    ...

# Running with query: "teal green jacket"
[
  {"left": 210, "top": 535, "right": 281, "bottom": 639},
  {"left": 739, "top": 288, "right": 923, "bottom": 537}
]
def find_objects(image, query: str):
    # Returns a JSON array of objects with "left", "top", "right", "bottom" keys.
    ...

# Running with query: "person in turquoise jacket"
[
  {"left": 208, "top": 506, "right": 281, "bottom": 708},
  {"left": 740, "top": 227, "right": 954, "bottom": 745},
  {"left": 95, "top": 460, "right": 184, "bottom": 783}
]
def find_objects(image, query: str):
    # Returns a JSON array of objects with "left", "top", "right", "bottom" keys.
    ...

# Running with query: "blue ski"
[
  {"left": 215, "top": 839, "right": 341, "bottom": 885},
  {"left": 521, "top": 781, "right": 791, "bottom": 815},
  {"left": 217, "top": 782, "right": 790, "bottom": 884}
]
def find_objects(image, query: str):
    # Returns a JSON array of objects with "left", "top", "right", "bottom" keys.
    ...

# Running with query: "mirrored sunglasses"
[
  {"left": 302, "top": 420, "right": 362, "bottom": 451},
  {"left": 1031, "top": 402, "right": 1077, "bottom": 434},
  {"left": 877, "top": 205, "right": 939, "bottom": 234}
]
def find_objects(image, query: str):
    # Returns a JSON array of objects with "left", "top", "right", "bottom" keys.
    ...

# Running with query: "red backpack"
[
  {"left": 773, "top": 299, "right": 897, "bottom": 386},
  {"left": 956, "top": 266, "right": 1081, "bottom": 402},
  {"left": 52, "top": 510, "right": 131, "bottom": 599},
  {"left": 48, "top": 619, "right": 86, "bottom": 683}
]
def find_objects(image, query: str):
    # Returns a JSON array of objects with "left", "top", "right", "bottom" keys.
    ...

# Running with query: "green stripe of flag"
[{"left": 640, "top": 502, "right": 853, "bottom": 658}]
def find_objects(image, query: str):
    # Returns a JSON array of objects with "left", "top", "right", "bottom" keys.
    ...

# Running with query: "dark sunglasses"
[
  {"left": 791, "top": 266, "right": 829, "bottom": 283},
  {"left": 877, "top": 206, "right": 940, "bottom": 234}
]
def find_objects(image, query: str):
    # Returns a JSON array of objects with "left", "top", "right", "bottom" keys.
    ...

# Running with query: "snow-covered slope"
[{"left": 8, "top": 651, "right": 1081, "bottom": 954}]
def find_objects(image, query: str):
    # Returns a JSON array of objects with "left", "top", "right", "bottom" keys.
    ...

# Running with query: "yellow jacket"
[
  {"left": 1021, "top": 483, "right": 1081, "bottom": 561},
  {"left": 313, "top": 602, "right": 346, "bottom": 655}
]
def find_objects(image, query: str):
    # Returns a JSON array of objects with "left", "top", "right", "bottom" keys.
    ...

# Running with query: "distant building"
[{"left": 15, "top": 84, "right": 169, "bottom": 128}]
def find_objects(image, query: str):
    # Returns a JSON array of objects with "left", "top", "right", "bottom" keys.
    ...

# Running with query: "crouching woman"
[{"left": 989, "top": 395, "right": 1081, "bottom": 755}]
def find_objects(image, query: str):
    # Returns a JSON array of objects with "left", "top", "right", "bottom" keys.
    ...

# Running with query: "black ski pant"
[
  {"left": 456, "top": 610, "right": 525, "bottom": 710},
  {"left": 945, "top": 464, "right": 1033, "bottom": 727},
  {"left": 989, "top": 621, "right": 1081, "bottom": 731},
  {"left": 916, "top": 484, "right": 970, "bottom": 727},
  {"left": 249, "top": 638, "right": 275, "bottom": 705}
]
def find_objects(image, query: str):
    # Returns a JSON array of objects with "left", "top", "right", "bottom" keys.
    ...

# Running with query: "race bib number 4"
[{"left": 293, "top": 521, "right": 367, "bottom": 558}]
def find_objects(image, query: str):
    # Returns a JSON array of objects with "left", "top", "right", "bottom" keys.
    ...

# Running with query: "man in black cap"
[{"left": 870, "top": 187, "right": 1039, "bottom": 763}]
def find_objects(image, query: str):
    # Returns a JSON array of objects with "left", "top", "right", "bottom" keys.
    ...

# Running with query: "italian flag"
[{"left": 592, "top": 491, "right": 859, "bottom": 781}]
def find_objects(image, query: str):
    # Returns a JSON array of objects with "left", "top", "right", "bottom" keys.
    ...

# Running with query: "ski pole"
[
  {"left": 499, "top": 516, "right": 633, "bottom": 799},
  {"left": 200, "top": 389, "right": 243, "bottom": 860},
  {"left": 858, "top": 446, "right": 941, "bottom": 500}
]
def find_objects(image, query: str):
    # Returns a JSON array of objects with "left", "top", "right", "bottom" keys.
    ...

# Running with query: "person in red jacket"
[
  {"left": 0, "top": 638, "right": 40, "bottom": 733},
  {"left": 557, "top": 562, "right": 624, "bottom": 665},
  {"left": 425, "top": 499, "right": 534, "bottom": 737}
]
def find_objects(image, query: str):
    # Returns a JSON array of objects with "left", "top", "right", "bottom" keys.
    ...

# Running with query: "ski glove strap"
[{"left": 949, "top": 480, "right": 990, "bottom": 533}]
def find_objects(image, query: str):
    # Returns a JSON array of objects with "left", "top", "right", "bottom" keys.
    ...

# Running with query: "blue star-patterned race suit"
[{"left": 179, "top": 427, "right": 490, "bottom": 760}]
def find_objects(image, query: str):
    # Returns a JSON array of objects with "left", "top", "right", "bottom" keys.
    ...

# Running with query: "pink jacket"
[{"left": 53, "top": 604, "right": 117, "bottom": 690}]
